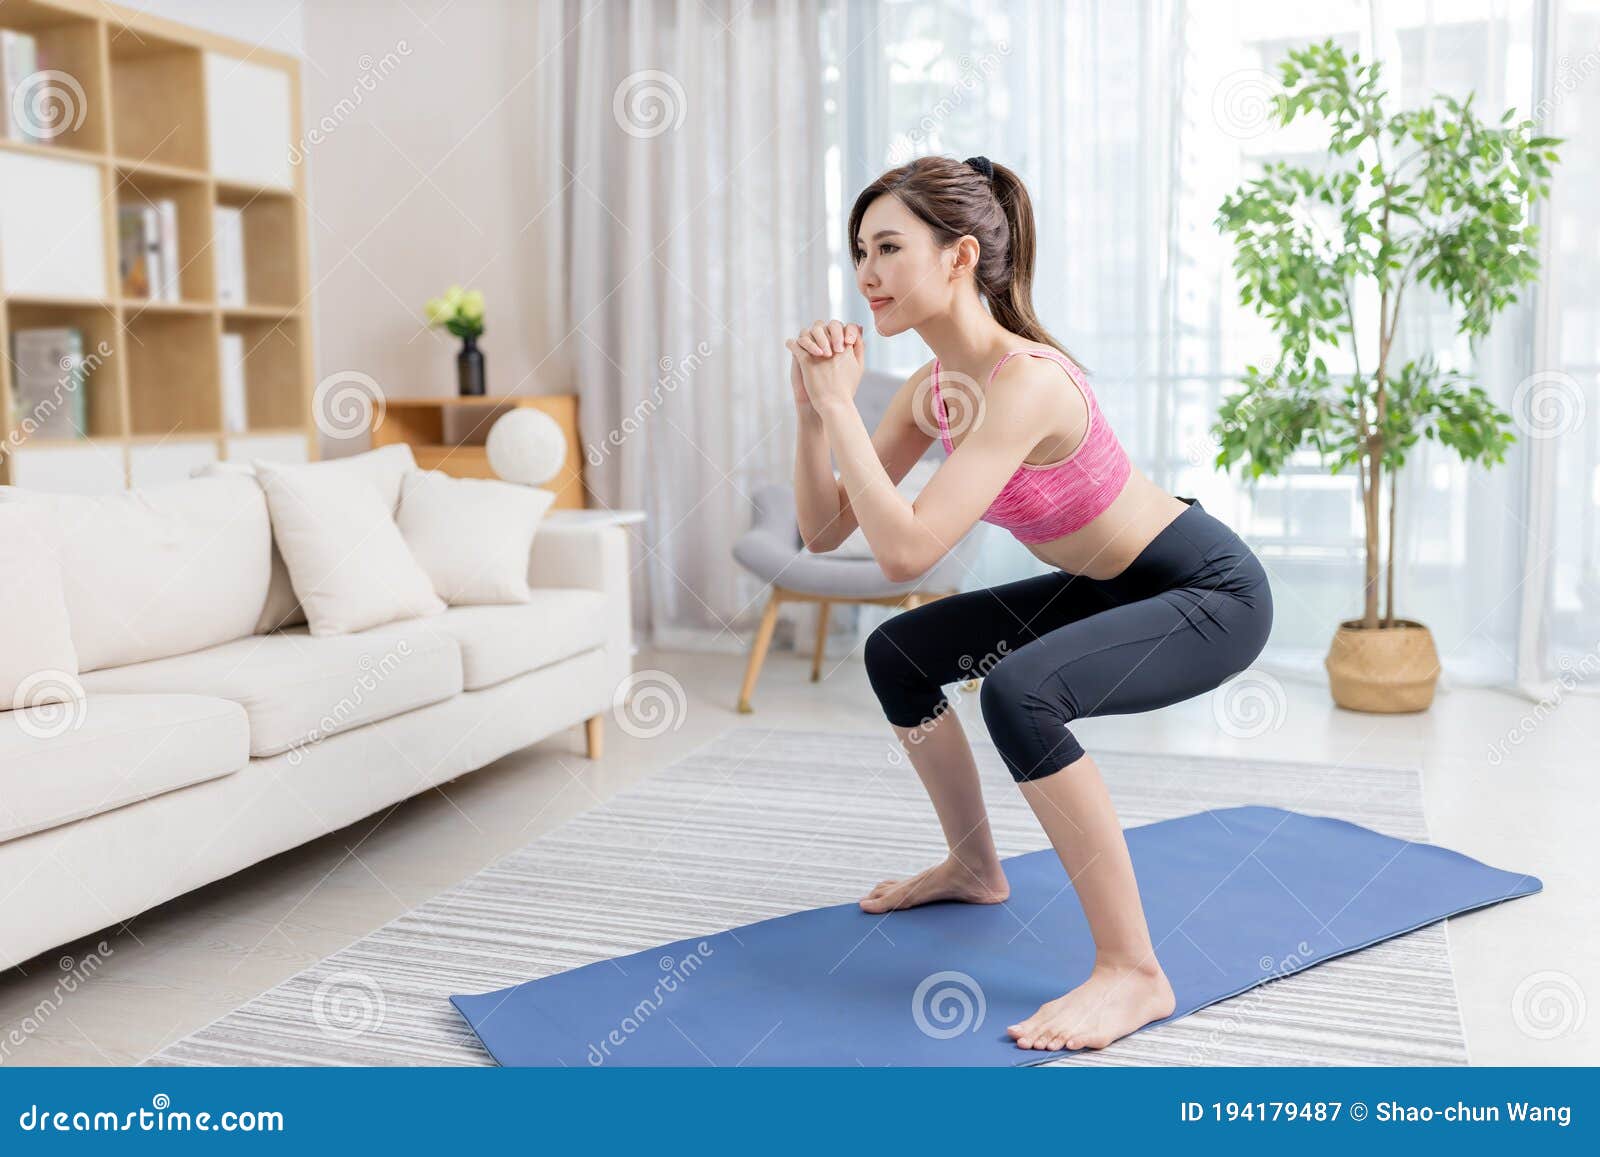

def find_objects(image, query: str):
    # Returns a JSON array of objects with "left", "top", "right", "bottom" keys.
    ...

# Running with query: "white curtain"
[
  {"left": 533, "top": 0, "right": 830, "bottom": 653},
  {"left": 821, "top": 0, "right": 1598, "bottom": 698}
]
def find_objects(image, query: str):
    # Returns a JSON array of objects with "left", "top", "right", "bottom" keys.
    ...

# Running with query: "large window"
[{"left": 821, "top": 0, "right": 1590, "bottom": 688}]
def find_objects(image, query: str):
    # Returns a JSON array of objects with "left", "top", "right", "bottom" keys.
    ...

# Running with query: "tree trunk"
[
  {"left": 1384, "top": 466, "right": 1397, "bottom": 628},
  {"left": 1363, "top": 444, "right": 1381, "bottom": 628}
]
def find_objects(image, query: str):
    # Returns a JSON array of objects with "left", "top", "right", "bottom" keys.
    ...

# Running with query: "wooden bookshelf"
[{"left": 0, "top": 0, "right": 316, "bottom": 490}]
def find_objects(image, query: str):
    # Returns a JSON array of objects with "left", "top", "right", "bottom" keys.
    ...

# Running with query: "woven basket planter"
[{"left": 1324, "top": 617, "right": 1441, "bottom": 713}]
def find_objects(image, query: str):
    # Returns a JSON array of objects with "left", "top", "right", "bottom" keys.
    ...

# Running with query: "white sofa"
[{"left": 0, "top": 449, "right": 631, "bottom": 972}]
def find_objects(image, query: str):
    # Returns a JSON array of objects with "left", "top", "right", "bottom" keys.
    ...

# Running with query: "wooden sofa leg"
[
  {"left": 585, "top": 714, "right": 603, "bottom": 759},
  {"left": 738, "top": 588, "right": 783, "bottom": 713}
]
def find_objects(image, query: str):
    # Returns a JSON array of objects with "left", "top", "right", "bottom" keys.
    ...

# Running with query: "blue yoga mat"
[{"left": 450, "top": 806, "right": 1540, "bottom": 1066}]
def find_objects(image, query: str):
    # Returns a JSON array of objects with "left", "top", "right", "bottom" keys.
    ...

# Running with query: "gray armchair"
[{"left": 732, "top": 367, "right": 985, "bottom": 713}]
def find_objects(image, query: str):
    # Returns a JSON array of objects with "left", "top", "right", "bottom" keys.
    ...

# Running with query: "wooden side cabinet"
[{"left": 370, "top": 395, "right": 586, "bottom": 509}]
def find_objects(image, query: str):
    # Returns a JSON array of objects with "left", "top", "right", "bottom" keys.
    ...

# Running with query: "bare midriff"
[{"left": 1017, "top": 465, "right": 1191, "bottom": 581}]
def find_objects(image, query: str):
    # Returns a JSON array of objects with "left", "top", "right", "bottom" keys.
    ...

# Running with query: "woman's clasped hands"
[{"left": 785, "top": 318, "right": 865, "bottom": 411}]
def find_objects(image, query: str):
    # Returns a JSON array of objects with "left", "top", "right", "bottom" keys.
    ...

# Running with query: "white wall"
[
  {"left": 299, "top": 1, "right": 551, "bottom": 416},
  {"left": 120, "top": 0, "right": 558, "bottom": 456}
]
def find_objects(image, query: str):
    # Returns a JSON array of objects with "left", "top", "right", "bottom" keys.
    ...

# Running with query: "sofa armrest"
[{"left": 529, "top": 523, "right": 633, "bottom": 690}]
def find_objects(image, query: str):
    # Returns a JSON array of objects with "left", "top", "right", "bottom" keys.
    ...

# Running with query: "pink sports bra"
[{"left": 932, "top": 348, "right": 1132, "bottom": 543}]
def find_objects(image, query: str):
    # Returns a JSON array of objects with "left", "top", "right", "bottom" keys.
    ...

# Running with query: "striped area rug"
[{"left": 145, "top": 726, "right": 1467, "bottom": 1066}]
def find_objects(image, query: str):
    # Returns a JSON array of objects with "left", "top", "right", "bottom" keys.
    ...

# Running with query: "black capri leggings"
[{"left": 864, "top": 498, "right": 1273, "bottom": 783}]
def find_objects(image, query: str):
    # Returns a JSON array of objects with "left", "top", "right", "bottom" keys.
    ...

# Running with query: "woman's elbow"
[{"left": 879, "top": 551, "right": 932, "bottom": 584}]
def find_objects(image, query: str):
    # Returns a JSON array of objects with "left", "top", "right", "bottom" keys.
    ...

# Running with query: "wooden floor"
[{"left": 1, "top": 644, "right": 1594, "bottom": 1066}]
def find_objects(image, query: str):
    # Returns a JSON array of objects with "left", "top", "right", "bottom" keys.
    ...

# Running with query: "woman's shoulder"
[
  {"left": 987, "top": 345, "right": 1091, "bottom": 448},
  {"left": 989, "top": 344, "right": 1086, "bottom": 398}
]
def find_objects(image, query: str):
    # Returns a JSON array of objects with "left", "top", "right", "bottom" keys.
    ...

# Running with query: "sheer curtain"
[
  {"left": 533, "top": 0, "right": 830, "bottom": 653},
  {"left": 823, "top": 0, "right": 1597, "bottom": 697}
]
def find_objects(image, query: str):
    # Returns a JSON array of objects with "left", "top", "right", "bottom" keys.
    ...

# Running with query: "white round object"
[{"left": 486, "top": 408, "right": 566, "bottom": 485}]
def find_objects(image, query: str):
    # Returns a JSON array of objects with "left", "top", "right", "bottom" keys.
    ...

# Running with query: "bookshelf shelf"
[
  {"left": 23, "top": 435, "right": 123, "bottom": 448},
  {"left": 120, "top": 298, "right": 214, "bottom": 316},
  {"left": 214, "top": 186, "right": 299, "bottom": 309},
  {"left": 0, "top": 137, "right": 104, "bottom": 164},
  {"left": 127, "top": 431, "right": 221, "bottom": 444},
  {"left": 0, "top": 0, "right": 315, "bottom": 489},
  {"left": 123, "top": 309, "right": 217, "bottom": 435},
  {"left": 4, "top": 299, "right": 124, "bottom": 438},
  {"left": 4, "top": 292, "right": 115, "bottom": 309},
  {"left": 221, "top": 304, "right": 299, "bottom": 320},
  {"left": 113, "top": 155, "right": 207, "bottom": 181},
  {"left": 107, "top": 31, "right": 205, "bottom": 171},
  {"left": 221, "top": 314, "right": 306, "bottom": 431},
  {"left": 0, "top": 1, "right": 107, "bottom": 154},
  {"left": 114, "top": 166, "right": 215, "bottom": 304}
]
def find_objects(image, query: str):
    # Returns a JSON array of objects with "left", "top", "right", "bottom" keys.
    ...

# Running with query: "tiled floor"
[{"left": 1, "top": 644, "right": 1593, "bottom": 1066}]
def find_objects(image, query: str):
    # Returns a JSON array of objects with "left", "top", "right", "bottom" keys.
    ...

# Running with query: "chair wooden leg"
[
  {"left": 584, "top": 714, "right": 603, "bottom": 759},
  {"left": 738, "top": 589, "right": 783, "bottom": 713},
  {"left": 810, "top": 599, "right": 831, "bottom": 682}
]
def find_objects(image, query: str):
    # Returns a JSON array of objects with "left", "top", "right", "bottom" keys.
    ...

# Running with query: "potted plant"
[
  {"left": 1212, "top": 39, "right": 1562, "bottom": 712},
  {"left": 425, "top": 285, "right": 487, "bottom": 396}
]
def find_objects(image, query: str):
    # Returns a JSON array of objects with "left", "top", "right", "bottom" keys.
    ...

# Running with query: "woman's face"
[{"left": 853, "top": 195, "right": 951, "bottom": 338}]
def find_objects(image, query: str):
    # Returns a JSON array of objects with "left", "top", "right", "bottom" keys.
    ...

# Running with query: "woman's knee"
[
  {"left": 978, "top": 655, "right": 1084, "bottom": 782},
  {"left": 863, "top": 617, "right": 914, "bottom": 685},
  {"left": 864, "top": 617, "right": 941, "bottom": 724}
]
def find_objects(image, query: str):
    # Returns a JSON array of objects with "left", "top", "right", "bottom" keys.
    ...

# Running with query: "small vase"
[{"left": 457, "top": 334, "right": 486, "bottom": 396}]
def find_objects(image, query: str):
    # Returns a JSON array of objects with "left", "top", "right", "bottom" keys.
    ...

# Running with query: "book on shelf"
[
  {"left": 1, "top": 30, "right": 40, "bottom": 144},
  {"left": 119, "top": 202, "right": 181, "bottom": 301},
  {"left": 155, "top": 199, "right": 180, "bottom": 301},
  {"left": 10, "top": 328, "right": 90, "bottom": 440},
  {"left": 219, "top": 331, "right": 248, "bottom": 433},
  {"left": 214, "top": 206, "right": 247, "bottom": 306}
]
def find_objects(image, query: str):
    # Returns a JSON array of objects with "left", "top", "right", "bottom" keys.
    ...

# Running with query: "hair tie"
[{"left": 963, "top": 155, "right": 994, "bottom": 182}]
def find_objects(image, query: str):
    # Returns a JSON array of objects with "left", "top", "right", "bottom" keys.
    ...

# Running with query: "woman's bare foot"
[
  {"left": 1007, "top": 959, "right": 1176, "bottom": 1052},
  {"left": 858, "top": 856, "right": 1010, "bottom": 913}
]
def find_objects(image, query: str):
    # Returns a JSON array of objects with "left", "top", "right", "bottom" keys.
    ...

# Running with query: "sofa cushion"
[
  {"left": 192, "top": 444, "right": 420, "bottom": 634},
  {"left": 254, "top": 458, "right": 446, "bottom": 637},
  {"left": 0, "top": 504, "right": 81, "bottom": 711},
  {"left": 0, "top": 693, "right": 248, "bottom": 844},
  {"left": 0, "top": 476, "right": 271, "bottom": 672},
  {"left": 397, "top": 470, "right": 556, "bottom": 605},
  {"left": 414, "top": 591, "right": 608, "bottom": 691},
  {"left": 78, "top": 621, "right": 464, "bottom": 758}
]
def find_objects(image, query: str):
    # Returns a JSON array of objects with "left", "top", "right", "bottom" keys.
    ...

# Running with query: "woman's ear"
[{"left": 951, "top": 235, "right": 981, "bottom": 281}]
